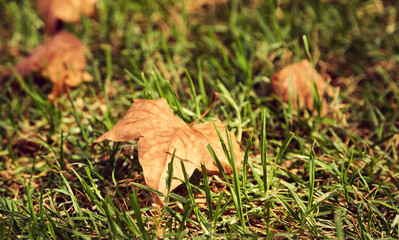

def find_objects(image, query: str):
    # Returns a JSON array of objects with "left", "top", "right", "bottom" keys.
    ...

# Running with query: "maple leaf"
[
  {"left": 271, "top": 59, "right": 334, "bottom": 116},
  {"left": 15, "top": 31, "right": 92, "bottom": 100},
  {"left": 38, "top": 0, "right": 98, "bottom": 34},
  {"left": 92, "top": 98, "right": 242, "bottom": 204}
]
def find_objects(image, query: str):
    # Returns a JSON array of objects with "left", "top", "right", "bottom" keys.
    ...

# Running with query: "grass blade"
[
  {"left": 102, "top": 197, "right": 118, "bottom": 238},
  {"left": 335, "top": 212, "right": 344, "bottom": 240},
  {"left": 308, "top": 144, "right": 316, "bottom": 212},
  {"left": 201, "top": 164, "right": 213, "bottom": 221},
  {"left": 185, "top": 69, "right": 200, "bottom": 117},
  {"left": 196, "top": 60, "right": 208, "bottom": 106},
  {"left": 261, "top": 109, "right": 267, "bottom": 192},
  {"left": 242, "top": 132, "right": 253, "bottom": 197},
  {"left": 267, "top": 132, "right": 295, "bottom": 192},
  {"left": 180, "top": 160, "right": 211, "bottom": 234},
  {"left": 129, "top": 189, "right": 150, "bottom": 240},
  {"left": 165, "top": 150, "right": 176, "bottom": 204},
  {"left": 210, "top": 122, "right": 247, "bottom": 231}
]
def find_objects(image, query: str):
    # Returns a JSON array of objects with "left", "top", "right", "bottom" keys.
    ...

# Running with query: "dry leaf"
[
  {"left": 186, "top": 0, "right": 230, "bottom": 14},
  {"left": 38, "top": 0, "right": 98, "bottom": 34},
  {"left": 92, "top": 98, "right": 242, "bottom": 204},
  {"left": 15, "top": 31, "right": 92, "bottom": 99},
  {"left": 271, "top": 59, "right": 334, "bottom": 116}
]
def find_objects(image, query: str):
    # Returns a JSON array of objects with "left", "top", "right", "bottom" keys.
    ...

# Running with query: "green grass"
[{"left": 1, "top": 0, "right": 399, "bottom": 238}]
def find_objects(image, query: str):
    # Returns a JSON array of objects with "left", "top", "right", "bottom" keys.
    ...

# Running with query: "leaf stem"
[{"left": 188, "top": 92, "right": 218, "bottom": 126}]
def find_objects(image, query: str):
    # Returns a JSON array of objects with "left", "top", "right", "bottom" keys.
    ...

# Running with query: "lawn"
[{"left": 1, "top": 0, "right": 399, "bottom": 239}]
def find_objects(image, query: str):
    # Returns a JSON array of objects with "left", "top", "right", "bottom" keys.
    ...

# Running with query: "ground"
[{"left": 0, "top": 0, "right": 398, "bottom": 239}]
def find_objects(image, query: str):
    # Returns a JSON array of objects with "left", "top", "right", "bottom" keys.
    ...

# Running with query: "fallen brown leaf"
[
  {"left": 38, "top": 0, "right": 98, "bottom": 34},
  {"left": 186, "top": 0, "right": 230, "bottom": 14},
  {"left": 15, "top": 31, "right": 92, "bottom": 100},
  {"left": 271, "top": 59, "right": 334, "bottom": 116},
  {"left": 92, "top": 98, "right": 242, "bottom": 204}
]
